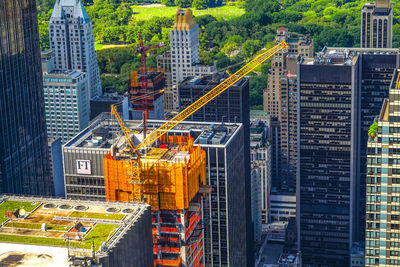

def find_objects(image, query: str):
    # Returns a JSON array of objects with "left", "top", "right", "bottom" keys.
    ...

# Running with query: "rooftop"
[
  {"left": 43, "top": 70, "right": 85, "bottom": 79},
  {"left": 180, "top": 72, "right": 248, "bottom": 87},
  {"left": 250, "top": 110, "right": 269, "bottom": 118},
  {"left": 0, "top": 195, "right": 149, "bottom": 258},
  {"left": 172, "top": 8, "right": 197, "bottom": 31},
  {"left": 64, "top": 114, "right": 242, "bottom": 151},
  {"left": 303, "top": 47, "right": 399, "bottom": 66},
  {"left": 51, "top": 0, "right": 90, "bottom": 22},
  {"left": 278, "top": 253, "right": 299, "bottom": 266},
  {"left": 91, "top": 94, "right": 125, "bottom": 102}
]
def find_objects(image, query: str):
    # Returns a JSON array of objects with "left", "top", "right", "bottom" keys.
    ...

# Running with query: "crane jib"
[{"left": 134, "top": 41, "right": 288, "bottom": 151}]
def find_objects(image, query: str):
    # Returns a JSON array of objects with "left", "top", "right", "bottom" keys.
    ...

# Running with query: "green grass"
[
  {"left": 0, "top": 201, "right": 41, "bottom": 224},
  {"left": 131, "top": 5, "right": 244, "bottom": 21},
  {"left": 95, "top": 42, "right": 104, "bottom": 50},
  {"left": 0, "top": 224, "right": 118, "bottom": 251},
  {"left": 69, "top": 211, "right": 125, "bottom": 221},
  {"left": 0, "top": 234, "right": 68, "bottom": 247},
  {"left": 4, "top": 222, "right": 69, "bottom": 231},
  {"left": 76, "top": 224, "right": 119, "bottom": 250}
]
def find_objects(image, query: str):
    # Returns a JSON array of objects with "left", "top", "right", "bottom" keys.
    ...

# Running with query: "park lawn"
[
  {"left": 0, "top": 201, "right": 41, "bottom": 224},
  {"left": 4, "top": 222, "right": 69, "bottom": 231},
  {"left": 131, "top": 5, "right": 244, "bottom": 21},
  {"left": 69, "top": 211, "right": 125, "bottom": 221},
  {"left": 95, "top": 42, "right": 104, "bottom": 50},
  {"left": 74, "top": 224, "right": 119, "bottom": 250},
  {"left": 95, "top": 42, "right": 130, "bottom": 51}
]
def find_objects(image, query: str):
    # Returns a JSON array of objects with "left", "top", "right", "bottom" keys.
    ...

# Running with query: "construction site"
[
  {"left": 0, "top": 195, "right": 153, "bottom": 266},
  {"left": 103, "top": 119, "right": 209, "bottom": 266},
  {"left": 99, "top": 39, "right": 288, "bottom": 266}
]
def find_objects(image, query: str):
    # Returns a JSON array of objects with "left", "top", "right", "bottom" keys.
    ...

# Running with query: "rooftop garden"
[
  {"left": 75, "top": 224, "right": 119, "bottom": 250},
  {"left": 0, "top": 223, "right": 118, "bottom": 251},
  {"left": 69, "top": 211, "right": 125, "bottom": 221},
  {"left": 0, "top": 201, "right": 41, "bottom": 224},
  {"left": 3, "top": 222, "right": 69, "bottom": 231}
]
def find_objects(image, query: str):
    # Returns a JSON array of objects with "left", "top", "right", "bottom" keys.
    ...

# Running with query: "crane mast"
[{"left": 135, "top": 35, "right": 165, "bottom": 138}]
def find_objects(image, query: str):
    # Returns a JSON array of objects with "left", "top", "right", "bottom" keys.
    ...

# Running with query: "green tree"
[
  {"left": 221, "top": 41, "right": 238, "bottom": 56},
  {"left": 161, "top": 0, "right": 175, "bottom": 6},
  {"left": 241, "top": 40, "right": 263, "bottom": 58},
  {"left": 175, "top": 0, "right": 192, "bottom": 8},
  {"left": 192, "top": 0, "right": 207, "bottom": 9}
]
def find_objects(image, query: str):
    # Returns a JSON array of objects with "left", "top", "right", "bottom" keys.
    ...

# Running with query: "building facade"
[
  {"left": 178, "top": 73, "right": 253, "bottom": 265},
  {"left": 250, "top": 112, "right": 272, "bottom": 224},
  {"left": 90, "top": 92, "right": 128, "bottom": 121},
  {"left": 354, "top": 48, "right": 399, "bottom": 243},
  {"left": 361, "top": 0, "right": 393, "bottom": 48},
  {"left": 269, "top": 194, "right": 296, "bottom": 222},
  {"left": 0, "top": 0, "right": 52, "bottom": 195},
  {"left": 263, "top": 27, "right": 313, "bottom": 194},
  {"left": 178, "top": 73, "right": 249, "bottom": 123},
  {"left": 251, "top": 167, "right": 262, "bottom": 243},
  {"left": 365, "top": 69, "right": 400, "bottom": 266},
  {"left": 159, "top": 9, "right": 215, "bottom": 110},
  {"left": 48, "top": 137, "right": 65, "bottom": 197},
  {"left": 157, "top": 51, "right": 173, "bottom": 111},
  {"left": 298, "top": 47, "right": 399, "bottom": 266},
  {"left": 42, "top": 51, "right": 89, "bottom": 143},
  {"left": 63, "top": 118, "right": 249, "bottom": 266},
  {"left": 298, "top": 52, "right": 360, "bottom": 267},
  {"left": 49, "top": 0, "right": 102, "bottom": 98}
]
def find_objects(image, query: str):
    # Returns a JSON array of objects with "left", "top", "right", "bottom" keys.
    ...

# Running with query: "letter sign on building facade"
[{"left": 76, "top": 160, "right": 91, "bottom": 174}]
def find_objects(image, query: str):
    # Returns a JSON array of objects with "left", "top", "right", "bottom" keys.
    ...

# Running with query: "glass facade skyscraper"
[
  {"left": 298, "top": 54, "right": 359, "bottom": 267},
  {"left": 365, "top": 69, "right": 400, "bottom": 266},
  {"left": 0, "top": 0, "right": 52, "bottom": 195}
]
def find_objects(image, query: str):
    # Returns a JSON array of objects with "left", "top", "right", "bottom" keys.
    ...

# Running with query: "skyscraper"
[
  {"left": 49, "top": 0, "right": 102, "bottom": 98},
  {"left": 178, "top": 73, "right": 249, "bottom": 124},
  {"left": 365, "top": 69, "right": 400, "bottom": 266},
  {"left": 263, "top": 27, "right": 313, "bottom": 194},
  {"left": 41, "top": 50, "right": 89, "bottom": 143},
  {"left": 178, "top": 73, "right": 253, "bottom": 265},
  {"left": 298, "top": 47, "right": 399, "bottom": 266},
  {"left": 0, "top": 0, "right": 52, "bottom": 195},
  {"left": 298, "top": 50, "right": 360, "bottom": 267},
  {"left": 159, "top": 9, "right": 215, "bottom": 111},
  {"left": 355, "top": 48, "right": 399, "bottom": 243},
  {"left": 361, "top": 0, "right": 393, "bottom": 48}
]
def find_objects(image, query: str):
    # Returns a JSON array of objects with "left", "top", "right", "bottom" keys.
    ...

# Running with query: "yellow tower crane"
[{"left": 110, "top": 41, "right": 288, "bottom": 195}]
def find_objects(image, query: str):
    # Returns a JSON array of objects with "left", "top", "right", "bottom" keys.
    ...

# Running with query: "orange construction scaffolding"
[{"left": 104, "top": 135, "right": 206, "bottom": 211}]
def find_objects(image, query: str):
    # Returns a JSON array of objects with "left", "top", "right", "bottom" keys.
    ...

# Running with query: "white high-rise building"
[
  {"left": 41, "top": 51, "right": 89, "bottom": 143},
  {"left": 49, "top": 0, "right": 101, "bottom": 98},
  {"left": 164, "top": 9, "right": 215, "bottom": 110}
]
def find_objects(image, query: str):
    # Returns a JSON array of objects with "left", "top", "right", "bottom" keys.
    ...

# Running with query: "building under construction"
[
  {"left": 62, "top": 116, "right": 247, "bottom": 266},
  {"left": 129, "top": 69, "right": 165, "bottom": 121},
  {"left": 64, "top": 41, "right": 288, "bottom": 266},
  {"left": 102, "top": 118, "right": 209, "bottom": 266}
]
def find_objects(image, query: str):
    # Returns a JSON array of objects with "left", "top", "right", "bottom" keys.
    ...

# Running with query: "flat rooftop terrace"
[
  {"left": 65, "top": 115, "right": 242, "bottom": 151},
  {"left": 0, "top": 195, "right": 148, "bottom": 252}
]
